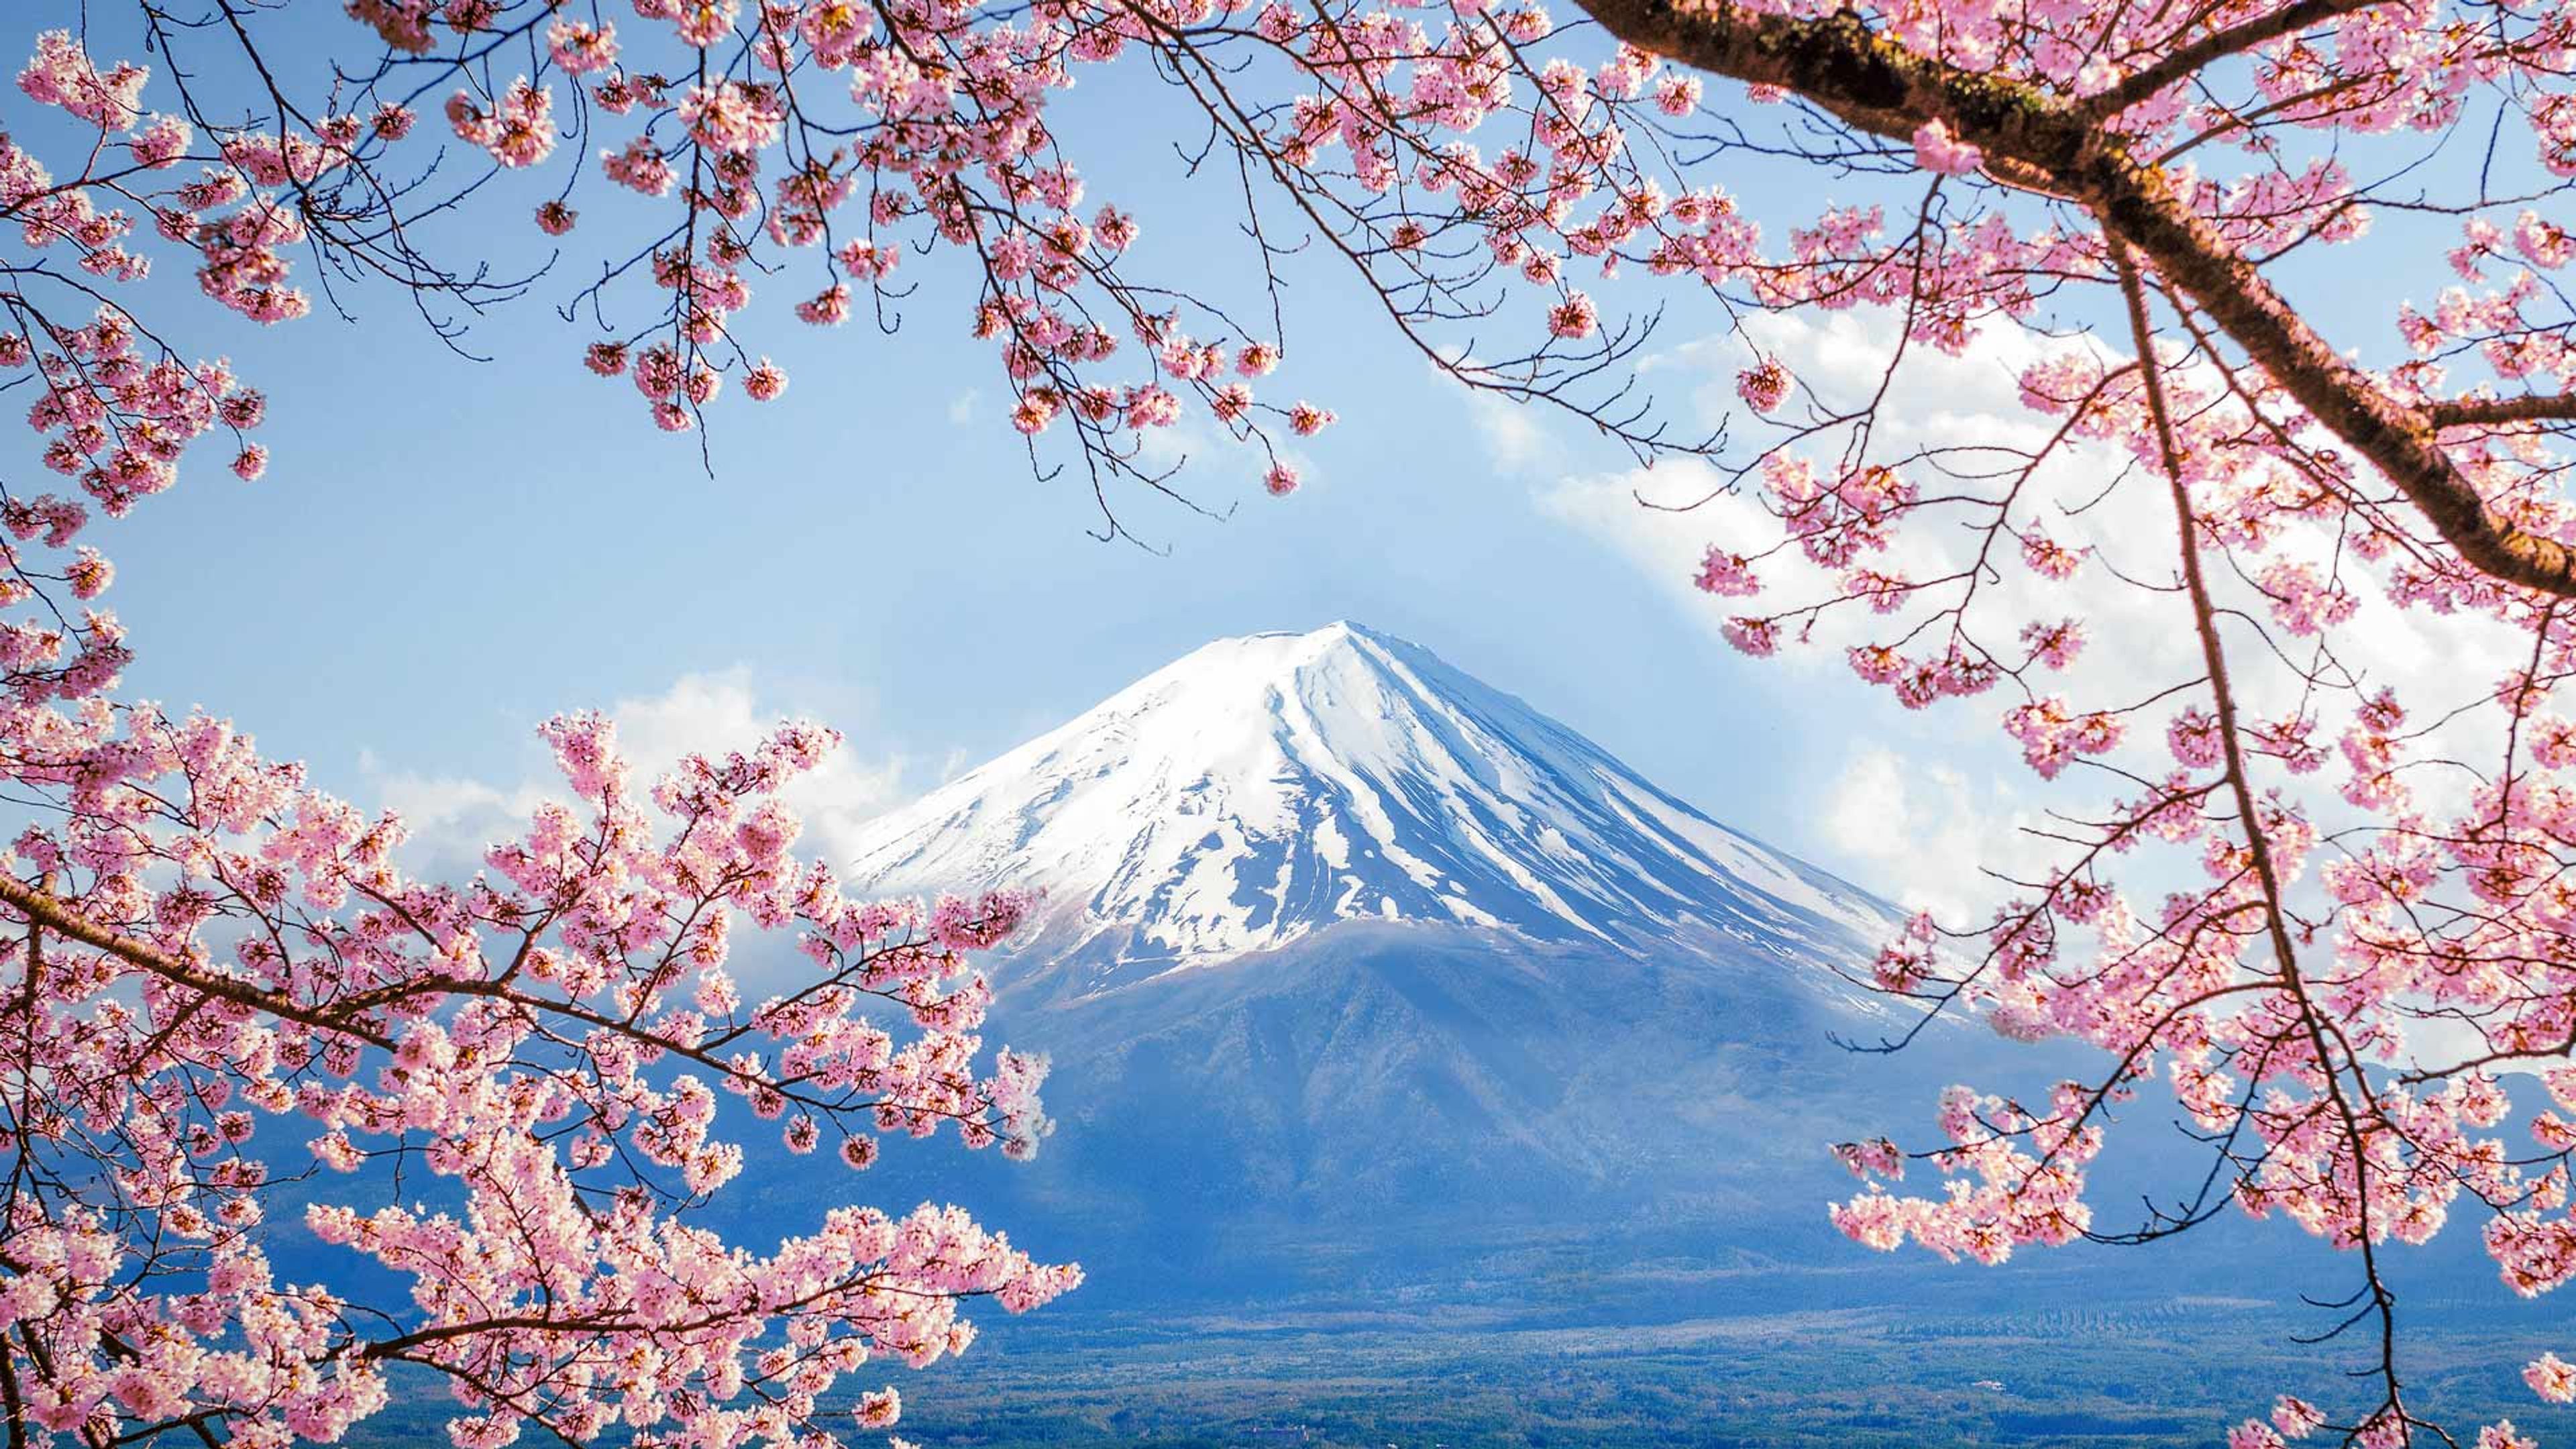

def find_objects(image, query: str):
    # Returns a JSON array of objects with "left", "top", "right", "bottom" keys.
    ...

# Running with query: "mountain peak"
[
  {"left": 1249, "top": 617, "right": 1376, "bottom": 641},
  {"left": 843, "top": 627, "right": 1892, "bottom": 994},
  {"left": 1134, "top": 619, "right": 1404, "bottom": 690}
]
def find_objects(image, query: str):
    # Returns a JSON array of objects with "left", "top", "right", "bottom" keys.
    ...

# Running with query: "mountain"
[
  {"left": 827, "top": 624, "right": 1961, "bottom": 1295},
  {"left": 846, "top": 621, "right": 1896, "bottom": 1004},
  {"left": 771, "top": 626, "right": 2571, "bottom": 1446}
]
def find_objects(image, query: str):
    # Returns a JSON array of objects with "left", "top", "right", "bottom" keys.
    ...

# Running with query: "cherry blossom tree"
[
  {"left": 0, "top": 691, "right": 1078, "bottom": 1445},
  {"left": 11, "top": 0, "right": 2576, "bottom": 1442},
  {"left": 4, "top": 22, "right": 1092, "bottom": 1448}
]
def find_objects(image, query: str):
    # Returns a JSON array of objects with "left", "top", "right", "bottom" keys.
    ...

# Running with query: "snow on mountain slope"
[{"left": 843, "top": 623, "right": 1897, "bottom": 992}]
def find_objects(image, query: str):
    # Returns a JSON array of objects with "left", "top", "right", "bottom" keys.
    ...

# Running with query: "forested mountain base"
[{"left": 342, "top": 1292, "right": 2571, "bottom": 1448}]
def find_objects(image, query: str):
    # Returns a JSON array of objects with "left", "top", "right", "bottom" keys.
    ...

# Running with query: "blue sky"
[
  {"left": 10, "top": 3, "right": 1968, "bottom": 894},
  {"left": 16, "top": 1, "right": 2501, "bottom": 916}
]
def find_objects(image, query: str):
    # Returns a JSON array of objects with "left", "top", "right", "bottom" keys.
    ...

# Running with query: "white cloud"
[
  {"left": 1552, "top": 307, "right": 2540, "bottom": 724},
  {"left": 1547, "top": 315, "right": 2108, "bottom": 587},
  {"left": 1432, "top": 344, "right": 1593, "bottom": 479},
  {"left": 600, "top": 668, "right": 910, "bottom": 859},
  {"left": 947, "top": 390, "right": 981, "bottom": 426},
  {"left": 1464, "top": 385, "right": 1562, "bottom": 476},
  {"left": 369, "top": 770, "right": 555, "bottom": 871},
  {"left": 366, "top": 668, "right": 914, "bottom": 876},
  {"left": 1535, "top": 456, "right": 1807, "bottom": 651},
  {"left": 1821, "top": 749, "right": 2045, "bottom": 921},
  {"left": 1541, "top": 309, "right": 2540, "bottom": 932}
]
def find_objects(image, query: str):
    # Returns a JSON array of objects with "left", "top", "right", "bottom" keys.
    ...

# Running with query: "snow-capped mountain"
[
  {"left": 845, "top": 622, "right": 1894, "bottom": 1001},
  {"left": 830, "top": 625, "right": 1934, "bottom": 1289},
  {"left": 813, "top": 629, "right": 2324, "bottom": 1312}
]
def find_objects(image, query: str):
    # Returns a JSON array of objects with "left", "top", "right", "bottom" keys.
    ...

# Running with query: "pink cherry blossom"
[
  {"left": 2528, "top": 1352, "right": 2576, "bottom": 1403},
  {"left": 14, "top": 1, "right": 2576, "bottom": 1439},
  {"left": 1737, "top": 358, "right": 1790, "bottom": 413},
  {"left": 1911, "top": 120, "right": 1983, "bottom": 176}
]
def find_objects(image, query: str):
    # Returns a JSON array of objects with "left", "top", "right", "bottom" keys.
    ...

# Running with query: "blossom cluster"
[
  {"left": 0, "top": 56, "right": 1080, "bottom": 1421},
  {"left": 0, "top": 627, "right": 1079, "bottom": 1445},
  {"left": 1755, "top": 317, "right": 2576, "bottom": 1436}
]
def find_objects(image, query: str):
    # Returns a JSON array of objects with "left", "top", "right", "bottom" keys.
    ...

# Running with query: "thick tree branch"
[
  {"left": 2426, "top": 394, "right": 2576, "bottom": 429},
  {"left": 1568, "top": 0, "right": 2576, "bottom": 596}
]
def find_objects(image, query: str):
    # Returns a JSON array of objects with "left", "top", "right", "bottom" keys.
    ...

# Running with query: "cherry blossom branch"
[{"left": 1573, "top": 0, "right": 2576, "bottom": 595}]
